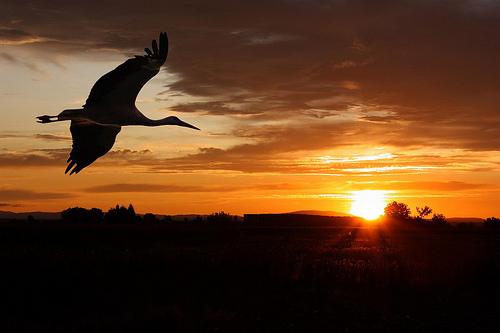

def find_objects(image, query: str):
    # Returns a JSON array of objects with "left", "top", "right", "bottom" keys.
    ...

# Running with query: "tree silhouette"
[
  {"left": 104, "top": 204, "right": 139, "bottom": 224},
  {"left": 384, "top": 201, "right": 411, "bottom": 220},
  {"left": 161, "top": 215, "right": 173, "bottom": 223},
  {"left": 484, "top": 217, "right": 500, "bottom": 227},
  {"left": 207, "top": 211, "right": 233, "bottom": 224},
  {"left": 143, "top": 213, "right": 158, "bottom": 224},
  {"left": 431, "top": 213, "right": 447, "bottom": 225},
  {"left": 127, "top": 204, "right": 136, "bottom": 216},
  {"left": 61, "top": 207, "right": 104, "bottom": 224},
  {"left": 88, "top": 208, "right": 105, "bottom": 223},
  {"left": 416, "top": 206, "right": 433, "bottom": 219}
]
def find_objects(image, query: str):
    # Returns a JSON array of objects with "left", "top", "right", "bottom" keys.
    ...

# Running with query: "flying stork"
[{"left": 37, "top": 32, "right": 199, "bottom": 175}]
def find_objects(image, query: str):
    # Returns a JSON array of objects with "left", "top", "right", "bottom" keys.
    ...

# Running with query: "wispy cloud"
[
  {"left": 0, "top": 27, "right": 47, "bottom": 45},
  {"left": 33, "top": 134, "right": 71, "bottom": 141},
  {"left": 0, "top": 51, "right": 43, "bottom": 73},
  {"left": 84, "top": 182, "right": 300, "bottom": 193},
  {"left": 1, "top": 0, "right": 500, "bottom": 154},
  {"left": 0, "top": 188, "right": 75, "bottom": 201},
  {"left": 84, "top": 183, "right": 235, "bottom": 193}
]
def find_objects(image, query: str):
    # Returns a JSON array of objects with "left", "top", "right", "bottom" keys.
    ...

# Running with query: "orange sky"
[{"left": 1, "top": 1, "right": 500, "bottom": 217}]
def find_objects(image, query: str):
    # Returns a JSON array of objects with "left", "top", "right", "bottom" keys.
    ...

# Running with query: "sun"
[{"left": 349, "top": 190, "right": 387, "bottom": 220}]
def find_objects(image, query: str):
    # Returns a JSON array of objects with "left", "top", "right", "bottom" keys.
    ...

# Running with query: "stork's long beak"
[{"left": 178, "top": 119, "right": 200, "bottom": 130}]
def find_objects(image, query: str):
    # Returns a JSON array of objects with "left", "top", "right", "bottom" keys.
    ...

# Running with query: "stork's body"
[{"left": 37, "top": 32, "right": 199, "bottom": 174}]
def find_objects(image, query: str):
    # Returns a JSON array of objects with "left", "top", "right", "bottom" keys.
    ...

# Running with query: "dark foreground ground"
[{"left": 0, "top": 221, "right": 499, "bottom": 332}]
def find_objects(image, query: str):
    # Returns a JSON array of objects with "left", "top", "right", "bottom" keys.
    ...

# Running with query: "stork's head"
[{"left": 163, "top": 116, "right": 200, "bottom": 130}]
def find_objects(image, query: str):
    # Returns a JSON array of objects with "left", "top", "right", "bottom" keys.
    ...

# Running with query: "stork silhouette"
[{"left": 37, "top": 32, "right": 199, "bottom": 175}]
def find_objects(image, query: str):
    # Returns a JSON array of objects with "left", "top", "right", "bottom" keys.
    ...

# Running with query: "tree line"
[
  {"left": 383, "top": 201, "right": 500, "bottom": 227},
  {"left": 60, "top": 205, "right": 238, "bottom": 225},
  {"left": 40, "top": 202, "right": 500, "bottom": 228},
  {"left": 383, "top": 201, "right": 446, "bottom": 224}
]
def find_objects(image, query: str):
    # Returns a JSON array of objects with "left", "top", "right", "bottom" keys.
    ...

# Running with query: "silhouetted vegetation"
[
  {"left": 384, "top": 201, "right": 411, "bottom": 220},
  {"left": 431, "top": 213, "right": 447, "bottom": 225},
  {"left": 244, "top": 214, "right": 358, "bottom": 226},
  {"left": 383, "top": 202, "right": 449, "bottom": 226},
  {"left": 61, "top": 207, "right": 104, "bottom": 224},
  {"left": 161, "top": 215, "right": 172, "bottom": 223},
  {"left": 485, "top": 216, "right": 500, "bottom": 227},
  {"left": 55, "top": 205, "right": 242, "bottom": 225},
  {"left": 1, "top": 216, "right": 499, "bottom": 332},
  {"left": 104, "top": 204, "right": 140, "bottom": 224},
  {"left": 142, "top": 212, "right": 158, "bottom": 224},
  {"left": 26, "top": 214, "right": 36, "bottom": 224},
  {"left": 415, "top": 205, "right": 433, "bottom": 221},
  {"left": 206, "top": 211, "right": 234, "bottom": 224}
]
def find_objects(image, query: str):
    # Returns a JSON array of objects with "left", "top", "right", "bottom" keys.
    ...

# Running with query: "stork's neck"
[
  {"left": 132, "top": 114, "right": 200, "bottom": 130},
  {"left": 138, "top": 116, "right": 178, "bottom": 126}
]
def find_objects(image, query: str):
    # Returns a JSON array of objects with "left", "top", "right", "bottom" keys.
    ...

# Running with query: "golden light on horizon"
[{"left": 350, "top": 190, "right": 388, "bottom": 220}]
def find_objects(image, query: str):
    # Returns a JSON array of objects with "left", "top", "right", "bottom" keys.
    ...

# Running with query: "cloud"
[
  {"left": 84, "top": 182, "right": 300, "bottom": 193},
  {"left": 0, "top": 189, "right": 75, "bottom": 201},
  {"left": 399, "top": 181, "right": 491, "bottom": 191},
  {"left": 33, "top": 134, "right": 71, "bottom": 141},
  {"left": 0, "top": 151, "right": 65, "bottom": 167},
  {"left": 0, "top": 52, "right": 15, "bottom": 61},
  {"left": 348, "top": 181, "right": 491, "bottom": 192},
  {"left": 84, "top": 183, "right": 234, "bottom": 193},
  {"left": 0, "top": 133, "right": 69, "bottom": 141},
  {"left": 0, "top": 133, "right": 25, "bottom": 139},
  {"left": 1, "top": 0, "right": 500, "bottom": 159},
  {"left": 1, "top": 133, "right": 497, "bottom": 175},
  {"left": 0, "top": 149, "right": 150, "bottom": 168},
  {"left": 230, "top": 30, "right": 298, "bottom": 45},
  {"left": 0, "top": 51, "right": 43, "bottom": 73},
  {"left": 0, "top": 27, "right": 45, "bottom": 45}
]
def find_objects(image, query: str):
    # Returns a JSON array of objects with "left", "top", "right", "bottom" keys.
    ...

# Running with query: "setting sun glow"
[{"left": 350, "top": 190, "right": 388, "bottom": 220}]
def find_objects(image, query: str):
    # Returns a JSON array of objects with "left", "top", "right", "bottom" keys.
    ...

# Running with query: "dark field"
[{"left": 0, "top": 221, "right": 499, "bottom": 332}]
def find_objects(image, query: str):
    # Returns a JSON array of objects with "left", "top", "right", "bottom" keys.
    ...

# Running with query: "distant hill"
[
  {"left": 288, "top": 211, "right": 486, "bottom": 222},
  {"left": 0, "top": 210, "right": 200, "bottom": 221},
  {"left": 244, "top": 213, "right": 361, "bottom": 226},
  {"left": 0, "top": 210, "right": 61, "bottom": 220},
  {"left": 287, "top": 210, "right": 352, "bottom": 217},
  {"left": 154, "top": 214, "right": 205, "bottom": 221},
  {"left": 0, "top": 209, "right": 485, "bottom": 223},
  {"left": 448, "top": 217, "right": 484, "bottom": 223},
  {"left": 0, "top": 211, "right": 241, "bottom": 222}
]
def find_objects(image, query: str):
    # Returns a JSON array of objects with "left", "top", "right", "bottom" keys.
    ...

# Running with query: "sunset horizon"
[
  {"left": 2, "top": 2, "right": 500, "bottom": 219},
  {"left": 2, "top": 2, "right": 500, "bottom": 331}
]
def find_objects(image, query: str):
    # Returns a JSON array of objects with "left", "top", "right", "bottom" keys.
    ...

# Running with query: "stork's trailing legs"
[
  {"left": 37, "top": 109, "right": 84, "bottom": 123},
  {"left": 36, "top": 115, "right": 59, "bottom": 123}
]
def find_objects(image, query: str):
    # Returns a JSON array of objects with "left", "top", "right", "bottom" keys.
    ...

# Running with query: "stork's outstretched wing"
[
  {"left": 83, "top": 32, "right": 168, "bottom": 109},
  {"left": 65, "top": 120, "right": 121, "bottom": 175}
]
